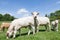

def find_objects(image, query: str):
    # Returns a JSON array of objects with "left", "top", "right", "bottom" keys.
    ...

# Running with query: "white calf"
[
  {"left": 51, "top": 20, "right": 59, "bottom": 31},
  {"left": 6, "top": 16, "right": 35, "bottom": 39}
]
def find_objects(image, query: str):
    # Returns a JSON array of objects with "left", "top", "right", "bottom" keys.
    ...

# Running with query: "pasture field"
[{"left": 0, "top": 21, "right": 60, "bottom": 40}]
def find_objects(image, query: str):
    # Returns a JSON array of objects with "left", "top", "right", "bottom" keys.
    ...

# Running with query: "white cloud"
[
  {"left": 56, "top": 1, "right": 60, "bottom": 4},
  {"left": 23, "top": 14, "right": 29, "bottom": 17},
  {"left": 17, "top": 8, "right": 29, "bottom": 14},
  {"left": 16, "top": 8, "right": 30, "bottom": 17}
]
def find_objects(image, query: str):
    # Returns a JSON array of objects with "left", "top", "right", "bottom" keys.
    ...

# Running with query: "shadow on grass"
[
  {"left": 10, "top": 29, "right": 46, "bottom": 39},
  {"left": 16, "top": 29, "right": 46, "bottom": 38},
  {"left": 16, "top": 32, "right": 33, "bottom": 38},
  {"left": 10, "top": 32, "right": 33, "bottom": 39},
  {"left": 39, "top": 29, "right": 46, "bottom": 32},
  {"left": 16, "top": 32, "right": 28, "bottom": 37},
  {"left": 51, "top": 29, "right": 56, "bottom": 31}
]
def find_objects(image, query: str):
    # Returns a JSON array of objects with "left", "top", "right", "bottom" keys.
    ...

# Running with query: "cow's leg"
[
  {"left": 31, "top": 25, "right": 35, "bottom": 35},
  {"left": 36, "top": 26, "right": 39, "bottom": 33},
  {"left": 13, "top": 26, "right": 17, "bottom": 38},
  {"left": 48, "top": 23, "right": 51, "bottom": 31},
  {"left": 18, "top": 29, "right": 21, "bottom": 36},
  {"left": 2, "top": 27, "right": 5, "bottom": 31},
  {"left": 51, "top": 25, "right": 54, "bottom": 31},
  {"left": 13, "top": 30, "right": 17, "bottom": 38},
  {"left": 28, "top": 25, "right": 31, "bottom": 35},
  {"left": 45, "top": 25, "right": 47, "bottom": 31},
  {"left": 35, "top": 24, "right": 39, "bottom": 33},
  {"left": 55, "top": 24, "right": 58, "bottom": 31},
  {"left": 52, "top": 25, "right": 55, "bottom": 31},
  {"left": 53, "top": 25, "right": 55, "bottom": 31}
]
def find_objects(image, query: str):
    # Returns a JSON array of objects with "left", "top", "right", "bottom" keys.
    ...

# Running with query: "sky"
[{"left": 0, "top": 0, "right": 60, "bottom": 18}]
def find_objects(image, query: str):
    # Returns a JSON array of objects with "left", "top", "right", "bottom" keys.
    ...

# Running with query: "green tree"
[
  {"left": 49, "top": 10, "right": 60, "bottom": 21},
  {"left": 0, "top": 14, "right": 3, "bottom": 21},
  {"left": 3, "top": 13, "right": 11, "bottom": 21},
  {"left": 2, "top": 13, "right": 15, "bottom": 21},
  {"left": 10, "top": 16, "right": 15, "bottom": 21}
]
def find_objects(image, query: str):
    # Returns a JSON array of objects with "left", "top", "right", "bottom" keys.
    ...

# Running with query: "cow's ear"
[
  {"left": 31, "top": 12, "right": 33, "bottom": 15},
  {"left": 37, "top": 13, "right": 39, "bottom": 15}
]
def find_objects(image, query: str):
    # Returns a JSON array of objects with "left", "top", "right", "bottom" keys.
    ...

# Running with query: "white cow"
[
  {"left": 6, "top": 12, "right": 39, "bottom": 39},
  {"left": 31, "top": 12, "right": 51, "bottom": 32},
  {"left": 6, "top": 16, "right": 35, "bottom": 39},
  {"left": 51, "top": 20, "right": 59, "bottom": 31},
  {"left": 36, "top": 17, "right": 51, "bottom": 32},
  {"left": 32, "top": 12, "right": 39, "bottom": 32}
]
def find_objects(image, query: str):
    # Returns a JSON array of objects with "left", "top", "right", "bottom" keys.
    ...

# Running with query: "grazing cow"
[
  {"left": 6, "top": 12, "right": 39, "bottom": 39},
  {"left": 0, "top": 22, "right": 10, "bottom": 31},
  {"left": 51, "top": 20, "right": 59, "bottom": 31}
]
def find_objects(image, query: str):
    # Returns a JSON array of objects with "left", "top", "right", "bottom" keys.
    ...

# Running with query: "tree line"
[
  {"left": 0, "top": 13, "right": 15, "bottom": 21},
  {"left": 0, "top": 10, "right": 60, "bottom": 21},
  {"left": 45, "top": 10, "right": 60, "bottom": 21}
]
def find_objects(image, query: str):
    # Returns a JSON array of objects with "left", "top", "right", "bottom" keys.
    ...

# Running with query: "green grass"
[{"left": 0, "top": 21, "right": 60, "bottom": 40}]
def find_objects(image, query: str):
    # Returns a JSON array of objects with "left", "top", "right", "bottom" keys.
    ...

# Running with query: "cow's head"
[
  {"left": 32, "top": 12, "right": 39, "bottom": 18},
  {"left": 6, "top": 30, "right": 13, "bottom": 39}
]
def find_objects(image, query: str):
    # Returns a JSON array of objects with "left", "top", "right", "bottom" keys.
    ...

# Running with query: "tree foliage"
[
  {"left": 45, "top": 14, "right": 48, "bottom": 17},
  {"left": 0, "top": 13, "right": 15, "bottom": 21},
  {"left": 49, "top": 10, "right": 60, "bottom": 21}
]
